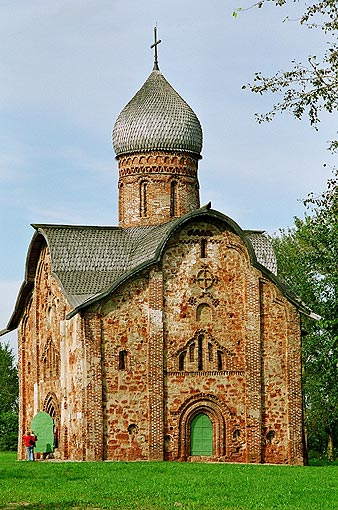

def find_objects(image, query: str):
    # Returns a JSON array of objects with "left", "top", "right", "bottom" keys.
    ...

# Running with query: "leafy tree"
[
  {"left": 272, "top": 169, "right": 338, "bottom": 460},
  {"left": 236, "top": 0, "right": 338, "bottom": 151},
  {"left": 0, "top": 342, "right": 18, "bottom": 451},
  {"left": 234, "top": 0, "right": 338, "bottom": 459}
]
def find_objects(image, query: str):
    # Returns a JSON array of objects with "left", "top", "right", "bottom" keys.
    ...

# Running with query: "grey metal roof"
[
  {"left": 34, "top": 223, "right": 174, "bottom": 308},
  {"left": 35, "top": 211, "right": 278, "bottom": 312},
  {"left": 3, "top": 206, "right": 305, "bottom": 337},
  {"left": 245, "top": 230, "right": 277, "bottom": 275},
  {"left": 112, "top": 69, "right": 203, "bottom": 157}
]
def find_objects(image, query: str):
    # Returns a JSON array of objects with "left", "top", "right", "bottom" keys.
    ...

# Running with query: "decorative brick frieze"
[
  {"left": 117, "top": 152, "right": 198, "bottom": 177},
  {"left": 117, "top": 150, "right": 200, "bottom": 227}
]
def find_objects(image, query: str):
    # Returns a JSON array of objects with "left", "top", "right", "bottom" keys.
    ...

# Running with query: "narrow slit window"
[
  {"left": 198, "top": 335, "right": 203, "bottom": 371},
  {"left": 179, "top": 351, "right": 186, "bottom": 371},
  {"left": 189, "top": 343, "right": 195, "bottom": 362},
  {"left": 170, "top": 181, "right": 177, "bottom": 217},
  {"left": 217, "top": 350, "right": 223, "bottom": 371},
  {"left": 201, "top": 239, "right": 207, "bottom": 258},
  {"left": 140, "top": 181, "right": 148, "bottom": 217},
  {"left": 208, "top": 342, "right": 213, "bottom": 362},
  {"left": 119, "top": 350, "right": 128, "bottom": 370}
]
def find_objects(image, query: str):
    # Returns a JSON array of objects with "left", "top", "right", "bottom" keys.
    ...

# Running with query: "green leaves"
[
  {"left": 273, "top": 169, "right": 338, "bottom": 459},
  {"left": 242, "top": 0, "right": 338, "bottom": 152},
  {"left": 0, "top": 343, "right": 18, "bottom": 451},
  {"left": 232, "top": 8, "right": 242, "bottom": 18}
]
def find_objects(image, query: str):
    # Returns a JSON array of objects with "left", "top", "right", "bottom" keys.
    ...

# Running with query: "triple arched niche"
[{"left": 176, "top": 329, "right": 231, "bottom": 373}]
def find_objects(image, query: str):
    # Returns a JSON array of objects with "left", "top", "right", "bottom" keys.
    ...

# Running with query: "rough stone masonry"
[{"left": 2, "top": 47, "right": 306, "bottom": 464}]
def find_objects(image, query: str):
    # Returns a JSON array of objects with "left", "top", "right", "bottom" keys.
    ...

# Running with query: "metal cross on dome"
[{"left": 150, "top": 26, "right": 161, "bottom": 70}]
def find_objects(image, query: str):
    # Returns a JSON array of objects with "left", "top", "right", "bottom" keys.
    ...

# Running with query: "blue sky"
[{"left": 0, "top": 0, "right": 335, "bottom": 355}]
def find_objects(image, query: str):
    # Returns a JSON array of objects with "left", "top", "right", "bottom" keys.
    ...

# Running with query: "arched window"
[
  {"left": 42, "top": 339, "right": 60, "bottom": 380},
  {"left": 170, "top": 181, "right": 177, "bottom": 217},
  {"left": 140, "top": 181, "right": 148, "bottom": 217},
  {"left": 43, "top": 393, "right": 60, "bottom": 449},
  {"left": 179, "top": 351, "right": 186, "bottom": 371},
  {"left": 196, "top": 303, "right": 212, "bottom": 324}
]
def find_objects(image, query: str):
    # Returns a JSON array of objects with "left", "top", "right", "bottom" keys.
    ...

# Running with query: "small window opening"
[
  {"left": 198, "top": 335, "right": 203, "bottom": 371},
  {"left": 208, "top": 342, "right": 213, "bottom": 362},
  {"left": 119, "top": 350, "right": 128, "bottom": 370},
  {"left": 179, "top": 351, "right": 186, "bottom": 371},
  {"left": 201, "top": 239, "right": 207, "bottom": 258},
  {"left": 140, "top": 181, "right": 148, "bottom": 217},
  {"left": 189, "top": 343, "right": 195, "bottom": 362},
  {"left": 217, "top": 350, "right": 223, "bottom": 371}
]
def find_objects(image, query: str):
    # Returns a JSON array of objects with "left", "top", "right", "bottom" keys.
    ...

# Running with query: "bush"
[{"left": 0, "top": 411, "right": 18, "bottom": 451}]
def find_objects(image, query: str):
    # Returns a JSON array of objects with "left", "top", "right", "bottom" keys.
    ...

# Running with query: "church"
[{"left": 2, "top": 33, "right": 305, "bottom": 464}]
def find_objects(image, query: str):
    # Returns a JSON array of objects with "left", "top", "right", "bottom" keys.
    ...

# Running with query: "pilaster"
[
  {"left": 148, "top": 267, "right": 165, "bottom": 460},
  {"left": 245, "top": 273, "right": 262, "bottom": 463},
  {"left": 83, "top": 312, "right": 104, "bottom": 460}
]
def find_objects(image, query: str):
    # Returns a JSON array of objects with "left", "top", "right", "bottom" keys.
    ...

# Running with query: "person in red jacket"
[{"left": 22, "top": 430, "right": 37, "bottom": 461}]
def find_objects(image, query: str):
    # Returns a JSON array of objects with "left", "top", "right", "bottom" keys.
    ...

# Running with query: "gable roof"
[{"left": 1, "top": 205, "right": 304, "bottom": 336}]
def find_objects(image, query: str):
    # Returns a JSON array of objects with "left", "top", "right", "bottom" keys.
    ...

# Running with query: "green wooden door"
[
  {"left": 190, "top": 413, "right": 213, "bottom": 456},
  {"left": 30, "top": 411, "right": 54, "bottom": 453}
]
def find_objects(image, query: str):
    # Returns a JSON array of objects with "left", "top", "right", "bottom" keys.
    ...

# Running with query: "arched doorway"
[
  {"left": 190, "top": 413, "right": 213, "bottom": 456},
  {"left": 177, "top": 394, "right": 229, "bottom": 460},
  {"left": 30, "top": 411, "right": 54, "bottom": 454},
  {"left": 43, "top": 392, "right": 60, "bottom": 449}
]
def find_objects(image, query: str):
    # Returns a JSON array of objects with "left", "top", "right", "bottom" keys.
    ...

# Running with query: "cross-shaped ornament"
[
  {"left": 196, "top": 269, "right": 214, "bottom": 290},
  {"left": 150, "top": 26, "right": 161, "bottom": 70}
]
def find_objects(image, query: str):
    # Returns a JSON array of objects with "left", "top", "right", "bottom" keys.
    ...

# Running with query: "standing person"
[{"left": 22, "top": 430, "right": 37, "bottom": 461}]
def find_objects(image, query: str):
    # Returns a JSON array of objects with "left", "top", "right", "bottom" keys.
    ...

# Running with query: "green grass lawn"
[{"left": 0, "top": 452, "right": 338, "bottom": 510}]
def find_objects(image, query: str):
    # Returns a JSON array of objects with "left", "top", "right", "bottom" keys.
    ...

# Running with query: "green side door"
[
  {"left": 190, "top": 413, "right": 213, "bottom": 456},
  {"left": 30, "top": 411, "right": 54, "bottom": 453}
]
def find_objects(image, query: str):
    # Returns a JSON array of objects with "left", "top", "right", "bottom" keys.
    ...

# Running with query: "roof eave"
[
  {"left": 1, "top": 229, "right": 46, "bottom": 334},
  {"left": 66, "top": 205, "right": 259, "bottom": 318}
]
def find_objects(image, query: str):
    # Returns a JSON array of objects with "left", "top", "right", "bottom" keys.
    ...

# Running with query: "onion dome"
[{"left": 112, "top": 68, "right": 203, "bottom": 157}]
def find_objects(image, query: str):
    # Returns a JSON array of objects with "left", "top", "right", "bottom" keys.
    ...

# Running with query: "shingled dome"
[{"left": 112, "top": 69, "right": 203, "bottom": 157}]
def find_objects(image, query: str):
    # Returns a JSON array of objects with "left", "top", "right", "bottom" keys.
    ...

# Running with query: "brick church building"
[{"left": 2, "top": 38, "right": 305, "bottom": 464}]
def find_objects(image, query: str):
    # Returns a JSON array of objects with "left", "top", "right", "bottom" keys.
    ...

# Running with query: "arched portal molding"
[{"left": 175, "top": 393, "right": 232, "bottom": 460}]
